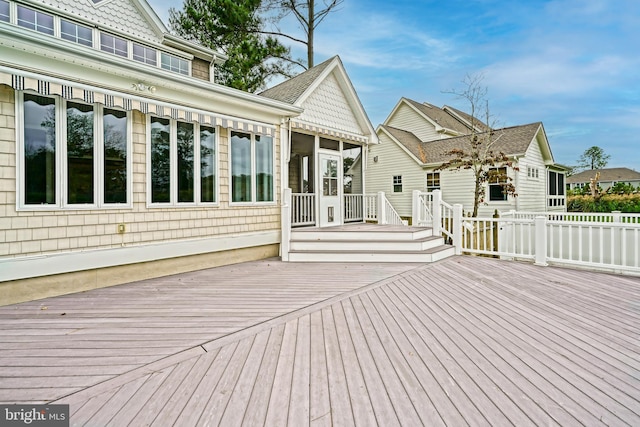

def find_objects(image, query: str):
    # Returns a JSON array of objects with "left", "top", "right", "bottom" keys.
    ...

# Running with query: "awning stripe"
[{"left": 0, "top": 68, "right": 276, "bottom": 136}]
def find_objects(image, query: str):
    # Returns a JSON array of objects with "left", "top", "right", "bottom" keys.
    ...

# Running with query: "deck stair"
[{"left": 288, "top": 224, "right": 455, "bottom": 263}]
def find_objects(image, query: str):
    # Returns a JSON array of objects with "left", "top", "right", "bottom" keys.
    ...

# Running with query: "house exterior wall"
[
  {"left": 515, "top": 137, "right": 548, "bottom": 212},
  {"left": 386, "top": 103, "right": 440, "bottom": 142},
  {"left": 192, "top": 58, "right": 211, "bottom": 82},
  {"left": 365, "top": 133, "right": 424, "bottom": 218},
  {"left": 0, "top": 84, "right": 284, "bottom": 305}
]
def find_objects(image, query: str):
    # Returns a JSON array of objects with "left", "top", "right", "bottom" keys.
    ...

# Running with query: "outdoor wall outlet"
[{"left": 117, "top": 223, "right": 126, "bottom": 234}]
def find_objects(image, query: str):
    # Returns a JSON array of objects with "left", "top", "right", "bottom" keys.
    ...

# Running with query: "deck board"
[{"left": 1, "top": 255, "right": 639, "bottom": 426}]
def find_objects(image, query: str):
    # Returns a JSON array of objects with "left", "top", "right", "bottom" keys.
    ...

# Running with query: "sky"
[{"left": 148, "top": 0, "right": 640, "bottom": 171}]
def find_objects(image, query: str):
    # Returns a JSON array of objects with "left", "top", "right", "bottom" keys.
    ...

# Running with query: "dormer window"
[
  {"left": 17, "top": 5, "right": 54, "bottom": 35},
  {"left": 61, "top": 19, "right": 93, "bottom": 47},
  {"left": 133, "top": 43, "right": 157, "bottom": 66},
  {"left": 100, "top": 33, "right": 128, "bottom": 57}
]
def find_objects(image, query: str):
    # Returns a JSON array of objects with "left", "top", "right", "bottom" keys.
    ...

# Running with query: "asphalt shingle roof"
[
  {"left": 259, "top": 57, "right": 336, "bottom": 104},
  {"left": 403, "top": 99, "right": 473, "bottom": 135},
  {"left": 566, "top": 167, "right": 640, "bottom": 183},
  {"left": 383, "top": 122, "right": 542, "bottom": 165}
]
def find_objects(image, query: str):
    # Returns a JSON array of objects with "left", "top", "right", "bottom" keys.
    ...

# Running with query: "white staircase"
[{"left": 288, "top": 224, "right": 455, "bottom": 263}]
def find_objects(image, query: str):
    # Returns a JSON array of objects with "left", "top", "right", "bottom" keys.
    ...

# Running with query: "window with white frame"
[
  {"left": 133, "top": 43, "right": 157, "bottom": 66},
  {"left": 161, "top": 52, "right": 189, "bottom": 75},
  {"left": 18, "top": 93, "right": 130, "bottom": 208},
  {"left": 231, "top": 131, "right": 274, "bottom": 203},
  {"left": 100, "top": 32, "right": 128, "bottom": 58},
  {"left": 60, "top": 19, "right": 93, "bottom": 47},
  {"left": 149, "top": 117, "right": 217, "bottom": 205},
  {"left": 0, "top": 0, "right": 9, "bottom": 22},
  {"left": 426, "top": 172, "right": 440, "bottom": 191},
  {"left": 488, "top": 167, "right": 508, "bottom": 201},
  {"left": 17, "top": 4, "right": 54, "bottom": 35},
  {"left": 393, "top": 175, "right": 402, "bottom": 193}
]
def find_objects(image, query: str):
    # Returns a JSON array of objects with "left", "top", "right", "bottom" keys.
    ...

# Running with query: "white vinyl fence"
[{"left": 412, "top": 190, "right": 640, "bottom": 275}]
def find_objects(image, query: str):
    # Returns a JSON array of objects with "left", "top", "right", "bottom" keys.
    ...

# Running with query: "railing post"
[
  {"left": 432, "top": 190, "right": 442, "bottom": 236},
  {"left": 412, "top": 190, "right": 420, "bottom": 226},
  {"left": 281, "top": 188, "right": 291, "bottom": 261},
  {"left": 612, "top": 210, "right": 622, "bottom": 223},
  {"left": 534, "top": 215, "right": 548, "bottom": 266},
  {"left": 377, "top": 191, "right": 386, "bottom": 224},
  {"left": 452, "top": 204, "right": 463, "bottom": 255}
]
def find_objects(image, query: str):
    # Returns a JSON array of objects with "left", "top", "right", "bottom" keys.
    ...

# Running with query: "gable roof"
[
  {"left": 442, "top": 105, "right": 492, "bottom": 133},
  {"left": 260, "top": 59, "right": 334, "bottom": 104},
  {"left": 380, "top": 122, "right": 544, "bottom": 166},
  {"left": 398, "top": 98, "right": 472, "bottom": 135},
  {"left": 260, "top": 56, "right": 377, "bottom": 144},
  {"left": 566, "top": 168, "right": 640, "bottom": 183}
]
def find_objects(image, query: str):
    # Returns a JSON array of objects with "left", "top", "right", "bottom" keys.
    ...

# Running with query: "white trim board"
[{"left": 0, "top": 231, "right": 280, "bottom": 282}]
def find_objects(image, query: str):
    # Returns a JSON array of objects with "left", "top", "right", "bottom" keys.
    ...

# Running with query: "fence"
[{"left": 412, "top": 190, "right": 640, "bottom": 275}]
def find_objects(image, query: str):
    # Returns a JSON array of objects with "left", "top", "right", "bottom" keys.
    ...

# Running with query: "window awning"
[
  {"left": 0, "top": 67, "right": 275, "bottom": 136},
  {"left": 290, "top": 120, "right": 368, "bottom": 144}
]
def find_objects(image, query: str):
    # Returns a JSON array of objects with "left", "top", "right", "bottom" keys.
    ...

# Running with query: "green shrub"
[{"left": 567, "top": 194, "right": 640, "bottom": 212}]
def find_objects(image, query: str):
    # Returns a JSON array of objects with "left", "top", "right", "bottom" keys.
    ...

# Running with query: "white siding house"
[{"left": 366, "top": 98, "right": 567, "bottom": 218}]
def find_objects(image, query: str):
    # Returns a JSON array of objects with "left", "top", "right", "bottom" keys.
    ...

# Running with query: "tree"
[
  {"left": 262, "top": 0, "right": 344, "bottom": 69},
  {"left": 169, "top": 0, "right": 293, "bottom": 92},
  {"left": 577, "top": 146, "right": 610, "bottom": 171},
  {"left": 437, "top": 75, "right": 518, "bottom": 217}
]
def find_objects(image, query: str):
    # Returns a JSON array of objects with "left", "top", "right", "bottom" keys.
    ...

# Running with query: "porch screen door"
[{"left": 319, "top": 152, "right": 341, "bottom": 227}]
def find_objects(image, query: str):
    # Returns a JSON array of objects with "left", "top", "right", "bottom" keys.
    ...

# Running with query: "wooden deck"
[{"left": 1, "top": 256, "right": 639, "bottom": 426}]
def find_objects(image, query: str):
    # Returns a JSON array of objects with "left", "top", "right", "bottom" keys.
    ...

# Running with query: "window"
[
  {"left": 66, "top": 102, "right": 95, "bottom": 204},
  {"left": 17, "top": 5, "right": 54, "bottom": 35},
  {"left": 0, "top": 0, "right": 9, "bottom": 22},
  {"left": 200, "top": 126, "right": 216, "bottom": 203},
  {"left": 161, "top": 52, "right": 189, "bottom": 75},
  {"left": 100, "top": 33, "right": 128, "bottom": 57},
  {"left": 61, "top": 20, "right": 93, "bottom": 47},
  {"left": 393, "top": 175, "right": 402, "bottom": 193},
  {"left": 133, "top": 43, "right": 157, "bottom": 66},
  {"left": 231, "top": 131, "right": 274, "bottom": 203},
  {"left": 488, "top": 167, "right": 508, "bottom": 201},
  {"left": 548, "top": 171, "right": 565, "bottom": 196},
  {"left": 19, "top": 93, "right": 130, "bottom": 209},
  {"left": 426, "top": 172, "right": 440, "bottom": 191},
  {"left": 23, "top": 94, "right": 57, "bottom": 205},
  {"left": 149, "top": 117, "right": 216, "bottom": 205}
]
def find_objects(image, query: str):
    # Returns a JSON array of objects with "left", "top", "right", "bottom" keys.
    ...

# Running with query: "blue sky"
[{"left": 148, "top": 0, "right": 640, "bottom": 171}]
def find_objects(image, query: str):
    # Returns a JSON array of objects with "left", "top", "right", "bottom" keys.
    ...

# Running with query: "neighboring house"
[
  {"left": 366, "top": 98, "right": 568, "bottom": 218},
  {"left": 0, "top": 0, "right": 375, "bottom": 304},
  {"left": 566, "top": 168, "right": 640, "bottom": 192}
]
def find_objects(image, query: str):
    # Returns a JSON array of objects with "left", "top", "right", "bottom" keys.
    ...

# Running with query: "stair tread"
[
  {"left": 290, "top": 236, "right": 442, "bottom": 243},
  {"left": 289, "top": 244, "right": 454, "bottom": 254}
]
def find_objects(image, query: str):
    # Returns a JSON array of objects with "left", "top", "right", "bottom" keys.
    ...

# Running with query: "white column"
[
  {"left": 432, "top": 190, "right": 442, "bottom": 236},
  {"left": 281, "top": 188, "right": 292, "bottom": 261},
  {"left": 377, "top": 191, "right": 386, "bottom": 225},
  {"left": 534, "top": 215, "right": 548, "bottom": 266},
  {"left": 412, "top": 190, "right": 420, "bottom": 226},
  {"left": 452, "top": 204, "right": 463, "bottom": 255}
]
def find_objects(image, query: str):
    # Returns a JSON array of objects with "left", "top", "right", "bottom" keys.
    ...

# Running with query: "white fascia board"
[
  {"left": 0, "top": 231, "right": 280, "bottom": 282},
  {"left": 0, "top": 26, "right": 302, "bottom": 119}
]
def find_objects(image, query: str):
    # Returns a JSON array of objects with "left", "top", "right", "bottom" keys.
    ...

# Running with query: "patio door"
[{"left": 318, "top": 152, "right": 342, "bottom": 227}]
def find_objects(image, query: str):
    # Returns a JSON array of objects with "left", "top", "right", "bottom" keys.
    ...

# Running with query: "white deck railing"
[
  {"left": 411, "top": 190, "right": 640, "bottom": 275},
  {"left": 291, "top": 193, "right": 315, "bottom": 227},
  {"left": 344, "top": 194, "right": 364, "bottom": 222},
  {"left": 363, "top": 194, "right": 377, "bottom": 222}
]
